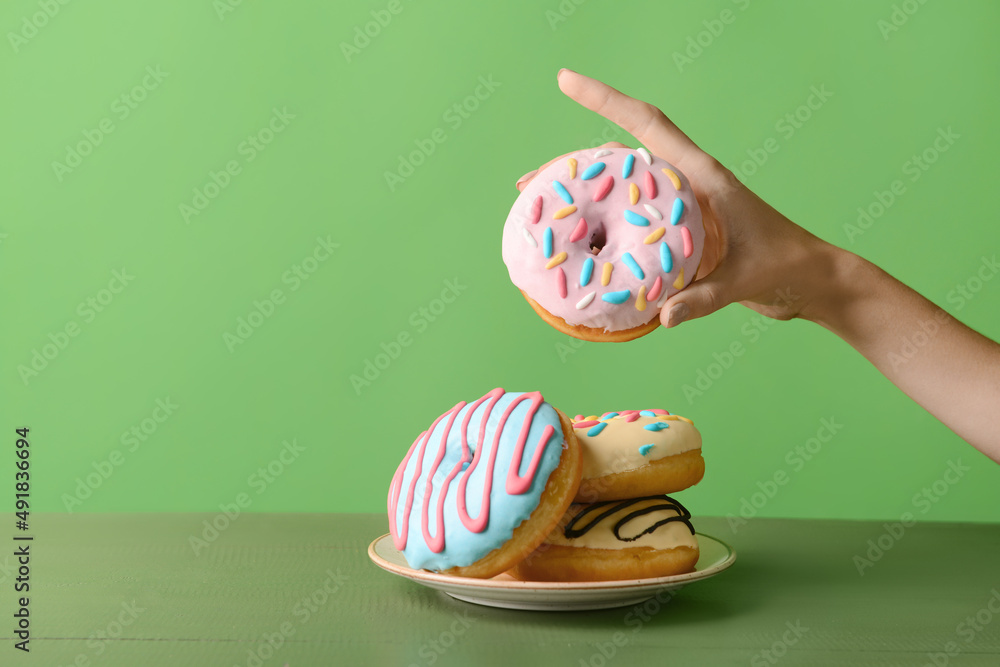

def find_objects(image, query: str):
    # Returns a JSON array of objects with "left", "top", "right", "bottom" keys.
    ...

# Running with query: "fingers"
[
  {"left": 557, "top": 70, "right": 704, "bottom": 170},
  {"left": 514, "top": 141, "right": 630, "bottom": 191},
  {"left": 515, "top": 169, "right": 538, "bottom": 190},
  {"left": 660, "top": 269, "right": 733, "bottom": 328}
]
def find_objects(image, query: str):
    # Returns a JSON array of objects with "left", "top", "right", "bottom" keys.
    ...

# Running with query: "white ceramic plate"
[{"left": 368, "top": 532, "right": 736, "bottom": 611}]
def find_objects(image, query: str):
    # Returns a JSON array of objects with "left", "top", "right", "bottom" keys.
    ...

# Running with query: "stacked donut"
[
  {"left": 388, "top": 390, "right": 704, "bottom": 582},
  {"left": 509, "top": 409, "right": 704, "bottom": 582}
]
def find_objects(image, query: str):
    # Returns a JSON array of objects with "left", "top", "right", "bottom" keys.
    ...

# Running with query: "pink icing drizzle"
[
  {"left": 388, "top": 389, "right": 560, "bottom": 553},
  {"left": 420, "top": 402, "right": 464, "bottom": 553}
]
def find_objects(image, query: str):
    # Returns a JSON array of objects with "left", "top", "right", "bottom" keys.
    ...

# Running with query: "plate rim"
[{"left": 367, "top": 531, "right": 736, "bottom": 592}]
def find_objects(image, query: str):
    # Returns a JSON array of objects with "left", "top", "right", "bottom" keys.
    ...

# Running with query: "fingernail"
[
  {"left": 515, "top": 169, "right": 538, "bottom": 188},
  {"left": 558, "top": 68, "right": 575, "bottom": 78},
  {"left": 666, "top": 303, "right": 690, "bottom": 328}
]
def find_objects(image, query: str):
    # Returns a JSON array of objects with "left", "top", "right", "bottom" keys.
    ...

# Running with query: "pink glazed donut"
[{"left": 501, "top": 147, "right": 704, "bottom": 341}]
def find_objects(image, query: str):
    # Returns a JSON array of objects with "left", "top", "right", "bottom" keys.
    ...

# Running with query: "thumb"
[{"left": 660, "top": 270, "right": 734, "bottom": 328}]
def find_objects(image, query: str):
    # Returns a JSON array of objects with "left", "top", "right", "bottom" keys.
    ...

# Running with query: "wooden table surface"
[{"left": 3, "top": 513, "right": 998, "bottom": 666}]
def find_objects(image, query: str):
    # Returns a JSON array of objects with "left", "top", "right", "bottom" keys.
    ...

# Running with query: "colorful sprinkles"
[
  {"left": 568, "top": 218, "right": 588, "bottom": 243},
  {"left": 580, "top": 257, "right": 594, "bottom": 286},
  {"left": 624, "top": 210, "right": 649, "bottom": 227},
  {"left": 521, "top": 226, "right": 537, "bottom": 247},
  {"left": 622, "top": 154, "right": 635, "bottom": 178},
  {"left": 529, "top": 196, "right": 542, "bottom": 224},
  {"left": 670, "top": 198, "right": 684, "bottom": 225},
  {"left": 644, "top": 172, "right": 657, "bottom": 199},
  {"left": 662, "top": 168, "right": 682, "bottom": 190},
  {"left": 638, "top": 444, "right": 655, "bottom": 456},
  {"left": 635, "top": 284, "right": 647, "bottom": 311},
  {"left": 593, "top": 175, "right": 614, "bottom": 201},
  {"left": 644, "top": 227, "right": 665, "bottom": 244},
  {"left": 660, "top": 242, "right": 672, "bottom": 273},
  {"left": 553, "top": 181, "right": 573, "bottom": 204},
  {"left": 646, "top": 276, "right": 662, "bottom": 302},
  {"left": 601, "top": 289, "right": 630, "bottom": 304},
  {"left": 554, "top": 205, "right": 577, "bottom": 219},
  {"left": 545, "top": 252, "right": 567, "bottom": 269},
  {"left": 586, "top": 422, "right": 608, "bottom": 437},
  {"left": 644, "top": 422, "right": 670, "bottom": 431},
  {"left": 523, "top": 149, "right": 700, "bottom": 314},
  {"left": 622, "top": 252, "right": 644, "bottom": 280},
  {"left": 582, "top": 162, "right": 605, "bottom": 180}
]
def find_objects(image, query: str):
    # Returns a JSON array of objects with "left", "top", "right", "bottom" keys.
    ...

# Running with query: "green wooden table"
[{"left": 4, "top": 514, "right": 998, "bottom": 666}]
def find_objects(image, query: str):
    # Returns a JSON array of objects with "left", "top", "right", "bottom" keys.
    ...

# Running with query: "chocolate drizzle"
[{"left": 563, "top": 495, "right": 694, "bottom": 543}]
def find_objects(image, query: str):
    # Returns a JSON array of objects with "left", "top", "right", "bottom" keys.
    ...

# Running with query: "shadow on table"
[{"left": 421, "top": 542, "right": 854, "bottom": 632}]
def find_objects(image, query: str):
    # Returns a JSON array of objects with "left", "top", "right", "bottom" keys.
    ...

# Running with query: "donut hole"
[{"left": 589, "top": 225, "right": 607, "bottom": 256}]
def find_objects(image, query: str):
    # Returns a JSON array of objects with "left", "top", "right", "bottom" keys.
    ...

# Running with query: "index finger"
[{"left": 557, "top": 70, "right": 706, "bottom": 173}]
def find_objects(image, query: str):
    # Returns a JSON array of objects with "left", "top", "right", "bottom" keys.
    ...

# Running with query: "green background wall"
[{"left": 3, "top": 0, "right": 998, "bottom": 522}]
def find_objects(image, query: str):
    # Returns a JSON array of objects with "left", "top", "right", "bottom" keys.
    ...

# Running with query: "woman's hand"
[
  {"left": 512, "top": 70, "right": 1000, "bottom": 459},
  {"left": 518, "top": 69, "right": 843, "bottom": 329}
]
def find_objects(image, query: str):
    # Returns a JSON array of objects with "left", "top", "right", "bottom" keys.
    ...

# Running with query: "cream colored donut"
[
  {"left": 571, "top": 409, "right": 704, "bottom": 502},
  {"left": 508, "top": 495, "right": 699, "bottom": 582}
]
